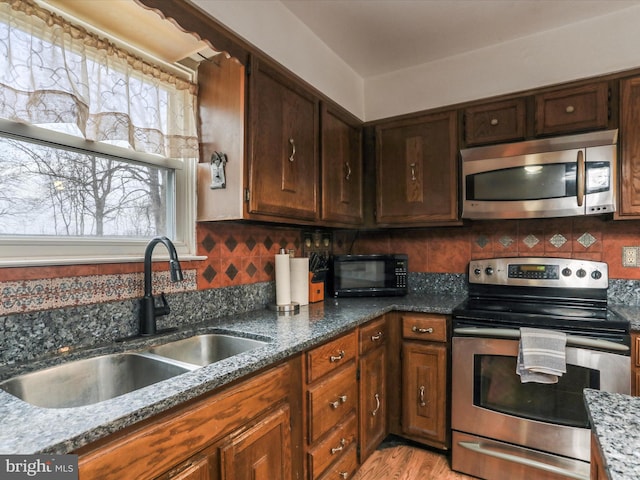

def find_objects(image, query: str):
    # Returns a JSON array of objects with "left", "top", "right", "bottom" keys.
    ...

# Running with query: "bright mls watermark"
[{"left": 0, "top": 455, "right": 78, "bottom": 479}]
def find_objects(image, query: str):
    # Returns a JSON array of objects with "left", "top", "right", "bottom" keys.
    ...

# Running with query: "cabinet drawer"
[
  {"left": 464, "top": 98, "right": 526, "bottom": 146},
  {"left": 535, "top": 82, "right": 609, "bottom": 136},
  {"left": 402, "top": 314, "right": 447, "bottom": 342},
  {"left": 308, "top": 362, "right": 357, "bottom": 443},
  {"left": 316, "top": 444, "right": 358, "bottom": 480},
  {"left": 307, "top": 331, "right": 357, "bottom": 383},
  {"left": 308, "top": 412, "right": 357, "bottom": 480},
  {"left": 359, "top": 317, "right": 387, "bottom": 355}
]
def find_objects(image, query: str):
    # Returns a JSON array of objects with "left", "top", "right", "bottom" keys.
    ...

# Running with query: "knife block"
[{"left": 309, "top": 272, "right": 324, "bottom": 303}]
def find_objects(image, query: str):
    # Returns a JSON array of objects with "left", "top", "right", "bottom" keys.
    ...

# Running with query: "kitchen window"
[{"left": 0, "top": 1, "right": 199, "bottom": 266}]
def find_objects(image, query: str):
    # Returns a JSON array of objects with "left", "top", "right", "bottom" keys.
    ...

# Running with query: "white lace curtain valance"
[{"left": 0, "top": 0, "right": 199, "bottom": 160}]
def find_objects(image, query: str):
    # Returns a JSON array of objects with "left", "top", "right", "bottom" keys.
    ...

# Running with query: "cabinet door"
[
  {"left": 359, "top": 345, "right": 386, "bottom": 461},
  {"left": 220, "top": 405, "right": 291, "bottom": 480},
  {"left": 376, "top": 111, "right": 458, "bottom": 225},
  {"left": 321, "top": 103, "right": 363, "bottom": 225},
  {"left": 535, "top": 82, "right": 609, "bottom": 136},
  {"left": 464, "top": 98, "right": 526, "bottom": 146},
  {"left": 619, "top": 77, "right": 640, "bottom": 218},
  {"left": 402, "top": 342, "right": 447, "bottom": 447},
  {"left": 248, "top": 58, "right": 319, "bottom": 221}
]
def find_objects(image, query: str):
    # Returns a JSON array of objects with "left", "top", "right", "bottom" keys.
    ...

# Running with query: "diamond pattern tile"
[
  {"left": 246, "top": 262, "right": 257, "bottom": 277},
  {"left": 577, "top": 232, "right": 597, "bottom": 249},
  {"left": 549, "top": 233, "right": 568, "bottom": 249},
  {"left": 523, "top": 234, "right": 540, "bottom": 249},
  {"left": 264, "top": 261, "right": 274, "bottom": 277},
  {"left": 246, "top": 236, "right": 257, "bottom": 252},
  {"left": 202, "top": 234, "right": 216, "bottom": 253},
  {"left": 264, "top": 236, "right": 274, "bottom": 252},
  {"left": 225, "top": 263, "right": 238, "bottom": 280},
  {"left": 224, "top": 236, "right": 238, "bottom": 252},
  {"left": 202, "top": 265, "right": 217, "bottom": 283},
  {"left": 499, "top": 236, "right": 514, "bottom": 248},
  {"left": 475, "top": 235, "right": 490, "bottom": 249}
]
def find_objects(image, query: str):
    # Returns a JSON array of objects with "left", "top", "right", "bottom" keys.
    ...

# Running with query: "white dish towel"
[{"left": 516, "top": 327, "right": 567, "bottom": 384}]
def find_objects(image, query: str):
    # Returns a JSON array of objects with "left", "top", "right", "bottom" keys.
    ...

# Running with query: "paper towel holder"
[{"left": 268, "top": 302, "right": 300, "bottom": 315}]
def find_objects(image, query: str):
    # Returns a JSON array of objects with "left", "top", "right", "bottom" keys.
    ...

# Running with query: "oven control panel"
[{"left": 468, "top": 257, "right": 608, "bottom": 288}]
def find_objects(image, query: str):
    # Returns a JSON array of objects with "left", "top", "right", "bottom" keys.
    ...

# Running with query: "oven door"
[{"left": 452, "top": 336, "right": 629, "bottom": 462}]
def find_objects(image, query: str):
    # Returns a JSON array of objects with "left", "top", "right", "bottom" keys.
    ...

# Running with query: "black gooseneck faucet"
[{"left": 140, "top": 236, "right": 184, "bottom": 336}]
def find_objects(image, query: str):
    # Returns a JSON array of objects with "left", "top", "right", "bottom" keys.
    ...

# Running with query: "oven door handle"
[
  {"left": 457, "top": 441, "right": 589, "bottom": 480},
  {"left": 453, "top": 327, "right": 629, "bottom": 352}
]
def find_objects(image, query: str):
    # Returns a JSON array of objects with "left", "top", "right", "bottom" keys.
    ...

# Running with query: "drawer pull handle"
[
  {"left": 371, "top": 331, "right": 383, "bottom": 342},
  {"left": 410, "top": 162, "right": 417, "bottom": 181},
  {"left": 344, "top": 161, "right": 352, "bottom": 180},
  {"left": 565, "top": 105, "right": 575, "bottom": 113},
  {"left": 339, "top": 472, "right": 348, "bottom": 479},
  {"left": 330, "top": 395, "right": 348, "bottom": 409},
  {"left": 372, "top": 393, "right": 381, "bottom": 417},
  {"left": 490, "top": 118, "right": 499, "bottom": 126},
  {"left": 419, "top": 385, "right": 427, "bottom": 407},
  {"left": 331, "top": 438, "right": 347, "bottom": 455},
  {"left": 330, "top": 350, "right": 345, "bottom": 362},
  {"left": 412, "top": 326, "right": 434, "bottom": 334}
]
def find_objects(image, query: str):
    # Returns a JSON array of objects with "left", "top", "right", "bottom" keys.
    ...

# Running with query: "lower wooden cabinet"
[
  {"left": 305, "top": 331, "right": 359, "bottom": 480},
  {"left": 400, "top": 314, "right": 449, "bottom": 449},
  {"left": 77, "top": 360, "right": 299, "bottom": 480},
  {"left": 358, "top": 316, "right": 387, "bottom": 462},
  {"left": 220, "top": 406, "right": 291, "bottom": 480}
]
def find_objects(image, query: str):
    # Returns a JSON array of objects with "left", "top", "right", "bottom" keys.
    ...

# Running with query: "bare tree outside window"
[{"left": 0, "top": 136, "right": 169, "bottom": 238}]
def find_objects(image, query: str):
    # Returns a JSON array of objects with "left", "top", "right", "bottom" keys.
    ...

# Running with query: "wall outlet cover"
[{"left": 622, "top": 246, "right": 640, "bottom": 267}]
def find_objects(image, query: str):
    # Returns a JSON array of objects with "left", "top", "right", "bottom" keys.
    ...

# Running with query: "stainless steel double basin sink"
[{"left": 0, "top": 333, "right": 269, "bottom": 409}]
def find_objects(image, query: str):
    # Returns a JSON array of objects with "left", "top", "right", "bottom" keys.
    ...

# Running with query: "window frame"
[{"left": 0, "top": 119, "right": 199, "bottom": 267}]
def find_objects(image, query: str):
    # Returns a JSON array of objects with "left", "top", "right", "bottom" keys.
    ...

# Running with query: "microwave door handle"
[{"left": 576, "top": 150, "right": 585, "bottom": 207}]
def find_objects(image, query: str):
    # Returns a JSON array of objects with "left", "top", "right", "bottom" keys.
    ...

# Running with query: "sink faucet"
[{"left": 141, "top": 236, "right": 184, "bottom": 336}]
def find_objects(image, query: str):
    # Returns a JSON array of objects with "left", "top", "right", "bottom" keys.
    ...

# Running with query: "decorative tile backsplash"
[{"left": 0, "top": 270, "right": 197, "bottom": 316}]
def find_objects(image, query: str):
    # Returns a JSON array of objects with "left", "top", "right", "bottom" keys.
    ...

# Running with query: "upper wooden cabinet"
[
  {"left": 247, "top": 57, "right": 319, "bottom": 222},
  {"left": 375, "top": 110, "right": 459, "bottom": 226},
  {"left": 535, "top": 82, "right": 610, "bottom": 136},
  {"left": 464, "top": 98, "right": 526, "bottom": 146},
  {"left": 320, "top": 103, "right": 363, "bottom": 226},
  {"left": 618, "top": 76, "right": 640, "bottom": 219}
]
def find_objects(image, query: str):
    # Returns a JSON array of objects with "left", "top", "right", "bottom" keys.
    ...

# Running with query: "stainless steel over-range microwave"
[
  {"left": 330, "top": 254, "right": 408, "bottom": 297},
  {"left": 461, "top": 129, "right": 618, "bottom": 220}
]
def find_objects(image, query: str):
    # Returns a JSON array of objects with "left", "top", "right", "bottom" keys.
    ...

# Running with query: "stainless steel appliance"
[
  {"left": 461, "top": 129, "right": 617, "bottom": 219},
  {"left": 451, "top": 257, "right": 630, "bottom": 480},
  {"left": 329, "top": 254, "right": 408, "bottom": 297}
]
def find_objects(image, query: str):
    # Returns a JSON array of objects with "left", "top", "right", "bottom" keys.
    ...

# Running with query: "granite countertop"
[
  {"left": 0, "top": 293, "right": 464, "bottom": 455},
  {"left": 585, "top": 389, "right": 640, "bottom": 480}
]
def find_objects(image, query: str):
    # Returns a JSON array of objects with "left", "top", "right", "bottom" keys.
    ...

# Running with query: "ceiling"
[{"left": 280, "top": 0, "right": 640, "bottom": 78}]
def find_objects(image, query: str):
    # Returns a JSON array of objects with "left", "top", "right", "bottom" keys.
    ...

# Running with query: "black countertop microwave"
[{"left": 329, "top": 254, "right": 408, "bottom": 297}]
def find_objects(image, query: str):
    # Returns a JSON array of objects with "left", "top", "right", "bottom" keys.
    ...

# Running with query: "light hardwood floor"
[{"left": 353, "top": 444, "right": 476, "bottom": 480}]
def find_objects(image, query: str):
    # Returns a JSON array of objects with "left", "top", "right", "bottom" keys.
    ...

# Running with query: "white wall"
[
  {"left": 365, "top": 4, "right": 640, "bottom": 121},
  {"left": 191, "top": 0, "right": 365, "bottom": 119},
  {"left": 193, "top": 1, "right": 640, "bottom": 122}
]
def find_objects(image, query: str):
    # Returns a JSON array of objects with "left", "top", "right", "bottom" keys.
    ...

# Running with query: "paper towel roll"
[
  {"left": 290, "top": 257, "right": 309, "bottom": 306},
  {"left": 275, "top": 253, "right": 291, "bottom": 306}
]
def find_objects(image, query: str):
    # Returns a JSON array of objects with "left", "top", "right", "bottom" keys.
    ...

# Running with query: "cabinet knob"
[
  {"left": 288, "top": 138, "right": 296, "bottom": 162},
  {"left": 490, "top": 118, "right": 499, "bottom": 126},
  {"left": 330, "top": 395, "right": 347, "bottom": 409},
  {"left": 412, "top": 326, "right": 434, "bottom": 334},
  {"left": 419, "top": 385, "right": 427, "bottom": 407},
  {"left": 330, "top": 350, "right": 345, "bottom": 362},
  {"left": 339, "top": 472, "right": 348, "bottom": 479},
  {"left": 565, "top": 105, "right": 575, "bottom": 113}
]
